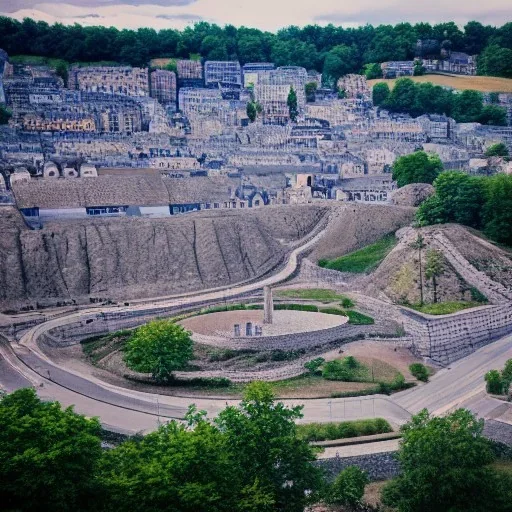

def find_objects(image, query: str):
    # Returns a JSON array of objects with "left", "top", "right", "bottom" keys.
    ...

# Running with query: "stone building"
[
  {"left": 69, "top": 66, "right": 149, "bottom": 97},
  {"left": 179, "top": 88, "right": 223, "bottom": 117},
  {"left": 242, "top": 62, "right": 274, "bottom": 87},
  {"left": 176, "top": 59, "right": 203, "bottom": 88},
  {"left": 204, "top": 61, "right": 242, "bottom": 87},
  {"left": 337, "top": 74, "right": 371, "bottom": 99},
  {"left": 150, "top": 69, "right": 177, "bottom": 106},
  {"left": 381, "top": 61, "right": 414, "bottom": 78}
]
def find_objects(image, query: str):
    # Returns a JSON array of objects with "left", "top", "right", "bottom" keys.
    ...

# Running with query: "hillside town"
[{"left": 1, "top": 46, "right": 511, "bottom": 225}]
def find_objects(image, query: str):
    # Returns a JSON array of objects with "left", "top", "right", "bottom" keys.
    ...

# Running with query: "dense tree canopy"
[
  {"left": 417, "top": 171, "right": 512, "bottom": 246},
  {"left": 0, "top": 388, "right": 103, "bottom": 512},
  {"left": 0, "top": 105, "right": 12, "bottom": 125},
  {"left": 1, "top": 16, "right": 511, "bottom": 77},
  {"left": 382, "top": 408, "right": 512, "bottom": 512},
  {"left": 1, "top": 385, "right": 323, "bottom": 512},
  {"left": 392, "top": 151, "right": 443, "bottom": 188},
  {"left": 379, "top": 78, "right": 507, "bottom": 125}
]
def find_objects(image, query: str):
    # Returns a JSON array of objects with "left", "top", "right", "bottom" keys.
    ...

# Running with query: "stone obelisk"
[{"left": 263, "top": 286, "right": 273, "bottom": 324}]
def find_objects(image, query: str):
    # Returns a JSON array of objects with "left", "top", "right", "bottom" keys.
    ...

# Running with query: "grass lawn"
[
  {"left": 368, "top": 73, "right": 512, "bottom": 93},
  {"left": 409, "top": 301, "right": 483, "bottom": 315},
  {"left": 275, "top": 288, "right": 354, "bottom": 306},
  {"left": 319, "top": 234, "right": 396, "bottom": 273}
]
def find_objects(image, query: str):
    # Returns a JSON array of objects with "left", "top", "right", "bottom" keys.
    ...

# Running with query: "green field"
[
  {"left": 409, "top": 301, "right": 484, "bottom": 315},
  {"left": 319, "top": 234, "right": 397, "bottom": 273}
]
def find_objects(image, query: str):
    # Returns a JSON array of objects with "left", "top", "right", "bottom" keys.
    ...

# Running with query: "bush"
[
  {"left": 322, "top": 357, "right": 363, "bottom": 381},
  {"left": 409, "top": 363, "right": 429, "bottom": 382},
  {"left": 186, "top": 377, "right": 232, "bottom": 388},
  {"left": 304, "top": 357, "right": 325, "bottom": 375},
  {"left": 470, "top": 287, "right": 489, "bottom": 304},
  {"left": 328, "top": 466, "right": 368, "bottom": 507},
  {"left": 318, "top": 307, "right": 348, "bottom": 316},
  {"left": 341, "top": 297, "right": 355, "bottom": 308},
  {"left": 485, "top": 370, "right": 504, "bottom": 394},
  {"left": 296, "top": 418, "right": 393, "bottom": 442},
  {"left": 274, "top": 304, "right": 319, "bottom": 312}
]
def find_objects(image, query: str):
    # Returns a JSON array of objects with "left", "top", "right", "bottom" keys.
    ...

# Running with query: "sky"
[{"left": 0, "top": 0, "right": 511, "bottom": 31}]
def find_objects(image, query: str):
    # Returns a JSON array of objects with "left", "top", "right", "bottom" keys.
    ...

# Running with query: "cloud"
[
  {"left": 156, "top": 13, "right": 202, "bottom": 21},
  {"left": 73, "top": 13, "right": 102, "bottom": 18},
  {"left": 2, "top": 0, "right": 197, "bottom": 13}
]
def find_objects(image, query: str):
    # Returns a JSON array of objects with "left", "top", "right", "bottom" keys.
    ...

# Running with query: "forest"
[{"left": 0, "top": 17, "right": 511, "bottom": 80}]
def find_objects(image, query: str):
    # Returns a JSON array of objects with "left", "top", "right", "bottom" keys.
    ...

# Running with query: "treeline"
[
  {"left": 417, "top": 171, "right": 512, "bottom": 246},
  {"left": 373, "top": 78, "right": 508, "bottom": 125},
  {"left": 0, "top": 16, "right": 511, "bottom": 79}
]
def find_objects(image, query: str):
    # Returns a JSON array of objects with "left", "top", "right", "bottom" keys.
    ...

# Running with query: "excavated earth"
[{"left": 0, "top": 203, "right": 416, "bottom": 310}]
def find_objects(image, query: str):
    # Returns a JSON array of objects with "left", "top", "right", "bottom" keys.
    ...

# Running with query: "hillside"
[
  {"left": 368, "top": 73, "right": 512, "bottom": 93},
  {"left": 362, "top": 224, "right": 512, "bottom": 305}
]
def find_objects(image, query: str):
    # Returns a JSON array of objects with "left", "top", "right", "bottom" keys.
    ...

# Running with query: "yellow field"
[{"left": 368, "top": 73, "right": 512, "bottom": 93}]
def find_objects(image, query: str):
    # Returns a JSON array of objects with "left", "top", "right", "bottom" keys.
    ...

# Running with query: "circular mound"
[
  {"left": 390, "top": 183, "right": 435, "bottom": 207},
  {"left": 180, "top": 309, "right": 348, "bottom": 338}
]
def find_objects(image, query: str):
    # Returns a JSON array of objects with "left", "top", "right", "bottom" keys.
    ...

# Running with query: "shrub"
[
  {"left": 341, "top": 297, "right": 355, "bottom": 308},
  {"left": 409, "top": 363, "right": 429, "bottom": 382},
  {"left": 501, "top": 359, "right": 512, "bottom": 392},
  {"left": 318, "top": 307, "right": 347, "bottom": 316},
  {"left": 470, "top": 287, "right": 488, "bottom": 304},
  {"left": 486, "top": 370, "right": 504, "bottom": 394},
  {"left": 186, "top": 377, "right": 232, "bottom": 388},
  {"left": 296, "top": 418, "right": 392, "bottom": 442},
  {"left": 345, "top": 311, "right": 375, "bottom": 325},
  {"left": 274, "top": 304, "right": 319, "bottom": 312},
  {"left": 328, "top": 466, "right": 368, "bottom": 507},
  {"left": 322, "top": 360, "right": 353, "bottom": 381},
  {"left": 304, "top": 357, "right": 325, "bottom": 375}
]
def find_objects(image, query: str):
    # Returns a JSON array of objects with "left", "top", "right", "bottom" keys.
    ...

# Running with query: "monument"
[{"left": 263, "top": 285, "right": 273, "bottom": 324}]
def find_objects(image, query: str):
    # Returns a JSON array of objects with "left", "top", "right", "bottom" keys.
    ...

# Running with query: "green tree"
[
  {"left": 287, "top": 86, "right": 298, "bottom": 122},
  {"left": 372, "top": 82, "right": 390, "bottom": 106},
  {"left": 382, "top": 408, "right": 506, "bottom": 512},
  {"left": 453, "top": 89, "right": 483, "bottom": 123},
  {"left": 327, "top": 466, "right": 368, "bottom": 508},
  {"left": 478, "top": 44, "right": 512, "bottom": 78},
  {"left": 385, "top": 77, "right": 417, "bottom": 114},
  {"left": 337, "top": 87, "right": 346, "bottom": 99},
  {"left": 323, "top": 44, "right": 359, "bottom": 82},
  {"left": 100, "top": 415, "right": 238, "bottom": 512},
  {"left": 485, "top": 142, "right": 509, "bottom": 158},
  {"left": 478, "top": 105, "right": 507, "bottom": 126},
  {"left": 0, "top": 105, "right": 12, "bottom": 125},
  {"left": 392, "top": 151, "right": 443, "bottom": 187},
  {"left": 501, "top": 359, "right": 512, "bottom": 393},
  {"left": 215, "top": 382, "right": 323, "bottom": 512},
  {"left": 0, "top": 388, "right": 103, "bottom": 512},
  {"left": 485, "top": 370, "right": 504, "bottom": 394},
  {"left": 483, "top": 174, "right": 512, "bottom": 245},
  {"left": 305, "top": 81, "right": 317, "bottom": 102},
  {"left": 413, "top": 59, "right": 425, "bottom": 76},
  {"left": 409, "top": 363, "right": 429, "bottom": 382},
  {"left": 363, "top": 62, "right": 382, "bottom": 79},
  {"left": 304, "top": 357, "right": 325, "bottom": 375},
  {"left": 54, "top": 60, "right": 68, "bottom": 86},
  {"left": 247, "top": 101, "right": 257, "bottom": 122},
  {"left": 425, "top": 249, "right": 444, "bottom": 303},
  {"left": 123, "top": 319, "right": 193, "bottom": 383}
]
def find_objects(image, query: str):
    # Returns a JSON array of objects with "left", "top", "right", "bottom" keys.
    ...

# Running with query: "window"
[{"left": 254, "top": 200, "right": 260, "bottom": 206}]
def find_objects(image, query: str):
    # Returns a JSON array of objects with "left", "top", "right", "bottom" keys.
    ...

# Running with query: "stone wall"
[
  {"left": 316, "top": 451, "right": 400, "bottom": 482},
  {"left": 401, "top": 303, "right": 512, "bottom": 365}
]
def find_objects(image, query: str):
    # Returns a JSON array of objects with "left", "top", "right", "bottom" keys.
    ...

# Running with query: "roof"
[{"left": 13, "top": 175, "right": 240, "bottom": 209}]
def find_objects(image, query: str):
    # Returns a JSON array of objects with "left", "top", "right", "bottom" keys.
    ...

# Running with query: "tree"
[
  {"left": 392, "top": 151, "right": 443, "bottom": 188},
  {"left": 485, "top": 370, "right": 504, "bottom": 394},
  {"left": 453, "top": 89, "right": 483, "bottom": 123},
  {"left": 54, "top": 60, "right": 68, "bottom": 86},
  {"left": 382, "top": 408, "right": 508, "bottom": 512},
  {"left": 323, "top": 44, "right": 359, "bottom": 82},
  {"left": 372, "top": 82, "right": 390, "bottom": 106},
  {"left": 327, "top": 466, "right": 368, "bottom": 508},
  {"left": 100, "top": 414, "right": 238, "bottom": 512},
  {"left": 425, "top": 249, "right": 444, "bottom": 303},
  {"left": 0, "top": 388, "right": 103, "bottom": 512},
  {"left": 363, "top": 62, "right": 382, "bottom": 79},
  {"left": 384, "top": 77, "right": 417, "bottom": 113},
  {"left": 483, "top": 174, "right": 512, "bottom": 246},
  {"left": 411, "top": 234, "right": 427, "bottom": 306},
  {"left": 485, "top": 142, "right": 509, "bottom": 158},
  {"left": 305, "top": 81, "right": 317, "bottom": 102},
  {"left": 304, "top": 357, "right": 325, "bottom": 375},
  {"left": 287, "top": 86, "right": 298, "bottom": 122},
  {"left": 478, "top": 105, "right": 507, "bottom": 126},
  {"left": 478, "top": 44, "right": 512, "bottom": 78},
  {"left": 123, "top": 319, "right": 193, "bottom": 383},
  {"left": 215, "top": 382, "right": 323, "bottom": 512},
  {"left": 0, "top": 105, "right": 11, "bottom": 125},
  {"left": 413, "top": 59, "right": 425, "bottom": 76},
  {"left": 247, "top": 101, "right": 257, "bottom": 122}
]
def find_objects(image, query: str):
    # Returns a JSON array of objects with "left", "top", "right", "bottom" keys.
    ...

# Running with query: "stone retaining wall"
[
  {"left": 316, "top": 451, "right": 400, "bottom": 482},
  {"left": 401, "top": 303, "right": 512, "bottom": 365}
]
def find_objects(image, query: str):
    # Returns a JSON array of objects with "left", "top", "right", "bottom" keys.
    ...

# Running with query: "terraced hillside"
[{"left": 0, "top": 205, "right": 327, "bottom": 309}]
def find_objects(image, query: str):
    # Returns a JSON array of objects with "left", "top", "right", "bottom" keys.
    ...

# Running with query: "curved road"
[{"left": 1, "top": 212, "right": 511, "bottom": 435}]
